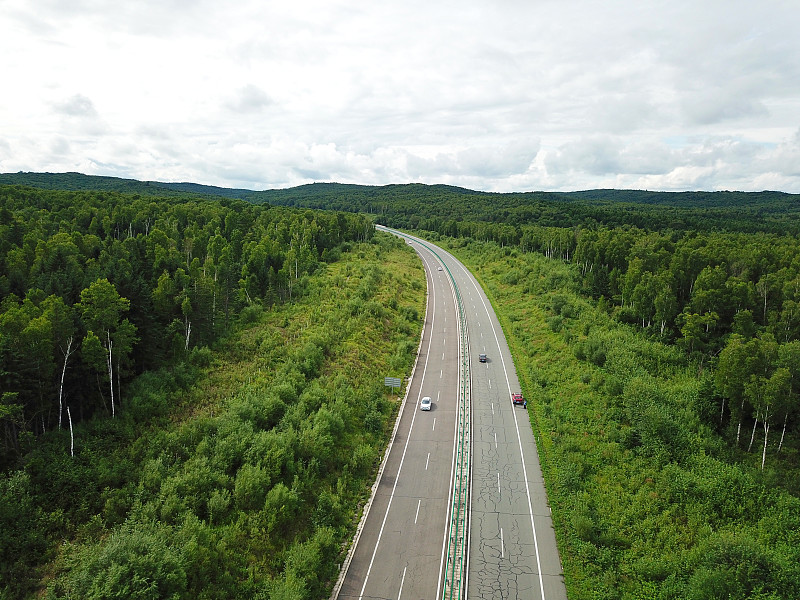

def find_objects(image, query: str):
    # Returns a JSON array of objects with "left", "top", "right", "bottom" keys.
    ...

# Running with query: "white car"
[
  {"left": 420, "top": 396, "right": 432, "bottom": 411},
  {"left": 438, "top": 266, "right": 443, "bottom": 271}
]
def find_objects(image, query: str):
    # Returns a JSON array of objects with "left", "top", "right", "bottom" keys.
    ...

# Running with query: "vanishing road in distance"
[{"left": 335, "top": 228, "right": 566, "bottom": 600}]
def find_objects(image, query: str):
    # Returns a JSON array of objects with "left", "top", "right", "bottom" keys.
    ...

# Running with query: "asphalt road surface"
[
  {"left": 335, "top": 228, "right": 566, "bottom": 600},
  {"left": 337, "top": 232, "right": 463, "bottom": 600}
]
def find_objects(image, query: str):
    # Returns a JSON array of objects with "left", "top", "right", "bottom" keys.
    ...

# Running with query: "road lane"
[
  {"left": 448, "top": 248, "right": 568, "bottom": 600},
  {"left": 336, "top": 236, "right": 462, "bottom": 600},
  {"left": 337, "top": 227, "right": 566, "bottom": 600},
  {"left": 383, "top": 229, "right": 567, "bottom": 600}
]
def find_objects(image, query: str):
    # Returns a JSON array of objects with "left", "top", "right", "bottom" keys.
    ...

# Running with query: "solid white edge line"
[
  {"left": 357, "top": 246, "right": 439, "bottom": 600},
  {"left": 456, "top": 255, "right": 548, "bottom": 600}
]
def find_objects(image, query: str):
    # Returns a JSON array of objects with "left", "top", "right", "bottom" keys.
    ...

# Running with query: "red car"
[{"left": 512, "top": 393, "right": 526, "bottom": 408}]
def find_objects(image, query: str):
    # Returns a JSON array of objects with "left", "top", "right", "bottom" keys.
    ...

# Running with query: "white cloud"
[
  {"left": 54, "top": 94, "right": 97, "bottom": 117},
  {"left": 1, "top": 0, "right": 799, "bottom": 192},
  {"left": 224, "top": 85, "right": 273, "bottom": 114}
]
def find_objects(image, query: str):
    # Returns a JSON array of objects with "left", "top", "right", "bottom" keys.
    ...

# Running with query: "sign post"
[{"left": 384, "top": 376, "right": 402, "bottom": 397}]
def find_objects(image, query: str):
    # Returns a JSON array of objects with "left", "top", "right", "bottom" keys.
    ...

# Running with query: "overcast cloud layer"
[{"left": 2, "top": 0, "right": 799, "bottom": 192}]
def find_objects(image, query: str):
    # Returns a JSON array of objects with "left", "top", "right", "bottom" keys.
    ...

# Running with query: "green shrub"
[
  {"left": 57, "top": 523, "right": 187, "bottom": 600},
  {"left": 239, "top": 304, "right": 264, "bottom": 324}
]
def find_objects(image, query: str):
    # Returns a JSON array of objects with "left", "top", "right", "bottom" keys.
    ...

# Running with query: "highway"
[
  {"left": 335, "top": 228, "right": 566, "bottom": 600},
  {"left": 337, "top": 231, "right": 463, "bottom": 600},
  {"left": 450, "top": 249, "right": 567, "bottom": 600}
]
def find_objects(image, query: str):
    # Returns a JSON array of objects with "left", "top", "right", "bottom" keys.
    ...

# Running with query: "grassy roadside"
[
  {"left": 436, "top": 235, "right": 800, "bottom": 600},
  {"left": 7, "top": 234, "right": 426, "bottom": 600}
]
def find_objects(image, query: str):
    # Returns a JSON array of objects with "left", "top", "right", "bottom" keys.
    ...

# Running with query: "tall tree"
[{"left": 77, "top": 279, "right": 136, "bottom": 417}]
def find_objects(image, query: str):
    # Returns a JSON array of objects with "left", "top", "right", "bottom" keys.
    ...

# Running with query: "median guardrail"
[{"left": 384, "top": 227, "right": 471, "bottom": 600}]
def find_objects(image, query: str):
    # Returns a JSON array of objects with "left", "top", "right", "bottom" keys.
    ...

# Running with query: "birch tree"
[
  {"left": 77, "top": 279, "right": 136, "bottom": 417},
  {"left": 759, "top": 368, "right": 790, "bottom": 469},
  {"left": 777, "top": 340, "right": 800, "bottom": 452},
  {"left": 40, "top": 296, "right": 75, "bottom": 430},
  {"left": 716, "top": 335, "right": 749, "bottom": 445}
]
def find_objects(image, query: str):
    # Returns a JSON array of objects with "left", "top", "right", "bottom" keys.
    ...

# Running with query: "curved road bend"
[
  {"left": 379, "top": 227, "right": 567, "bottom": 600},
  {"left": 337, "top": 234, "right": 463, "bottom": 600}
]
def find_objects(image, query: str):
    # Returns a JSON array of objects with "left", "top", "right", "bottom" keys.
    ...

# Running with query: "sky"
[{"left": 2, "top": 0, "right": 799, "bottom": 193}]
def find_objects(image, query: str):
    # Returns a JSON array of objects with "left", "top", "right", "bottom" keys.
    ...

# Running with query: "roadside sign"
[{"left": 384, "top": 377, "right": 402, "bottom": 388}]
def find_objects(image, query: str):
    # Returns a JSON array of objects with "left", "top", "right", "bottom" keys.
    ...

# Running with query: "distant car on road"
[
  {"left": 479, "top": 353, "right": 487, "bottom": 362},
  {"left": 512, "top": 392, "right": 526, "bottom": 408},
  {"left": 438, "top": 266, "right": 443, "bottom": 271},
  {"left": 420, "top": 396, "right": 432, "bottom": 411}
]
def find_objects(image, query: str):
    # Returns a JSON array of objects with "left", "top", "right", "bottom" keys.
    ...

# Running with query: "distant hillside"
[
  {"left": 252, "top": 182, "right": 800, "bottom": 235},
  {"left": 0, "top": 171, "right": 257, "bottom": 200},
  {"left": 154, "top": 181, "right": 257, "bottom": 200},
  {"left": 567, "top": 188, "right": 797, "bottom": 209},
  {"left": 3, "top": 172, "right": 799, "bottom": 234}
]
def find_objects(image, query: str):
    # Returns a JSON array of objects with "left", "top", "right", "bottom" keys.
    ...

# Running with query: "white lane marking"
[
  {"left": 489, "top": 378, "right": 492, "bottom": 389},
  {"left": 398, "top": 567, "right": 407, "bottom": 599},
  {"left": 415, "top": 499, "right": 421, "bottom": 524},
  {"left": 432, "top": 418, "right": 436, "bottom": 432},
  {"left": 494, "top": 432, "right": 497, "bottom": 449},
  {"left": 500, "top": 528, "right": 505, "bottom": 559},
  {"left": 440, "top": 369, "right": 443, "bottom": 378},
  {"left": 442, "top": 352, "right": 445, "bottom": 360},
  {"left": 380, "top": 229, "right": 490, "bottom": 600},
  {"left": 426, "top": 452, "right": 430, "bottom": 470},
  {"left": 454, "top": 258, "right": 548, "bottom": 600},
  {"left": 497, "top": 472, "right": 501, "bottom": 496},
  {"left": 437, "top": 391, "right": 440, "bottom": 401},
  {"left": 357, "top": 246, "right": 439, "bottom": 600}
]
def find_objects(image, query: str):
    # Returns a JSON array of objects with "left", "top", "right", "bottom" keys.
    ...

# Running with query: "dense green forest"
[
  {"left": 3, "top": 172, "right": 800, "bottom": 598},
  {"left": 0, "top": 184, "right": 425, "bottom": 599},
  {"left": 441, "top": 236, "right": 800, "bottom": 599},
  {"left": 253, "top": 183, "right": 800, "bottom": 235},
  {"left": 0, "top": 172, "right": 255, "bottom": 200},
  {"left": 4, "top": 172, "right": 799, "bottom": 234},
  {"left": 0, "top": 184, "right": 373, "bottom": 459}
]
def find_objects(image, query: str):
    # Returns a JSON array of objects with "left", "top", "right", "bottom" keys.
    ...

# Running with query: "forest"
[
  {"left": 0, "top": 184, "right": 373, "bottom": 460},
  {"left": 253, "top": 183, "right": 800, "bottom": 235},
  {"left": 437, "top": 237, "right": 800, "bottom": 599},
  {"left": 3, "top": 172, "right": 800, "bottom": 599},
  {"left": 0, "top": 183, "right": 425, "bottom": 599},
  {"left": 4, "top": 172, "right": 799, "bottom": 234},
  {"left": 255, "top": 179, "right": 800, "bottom": 598}
]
